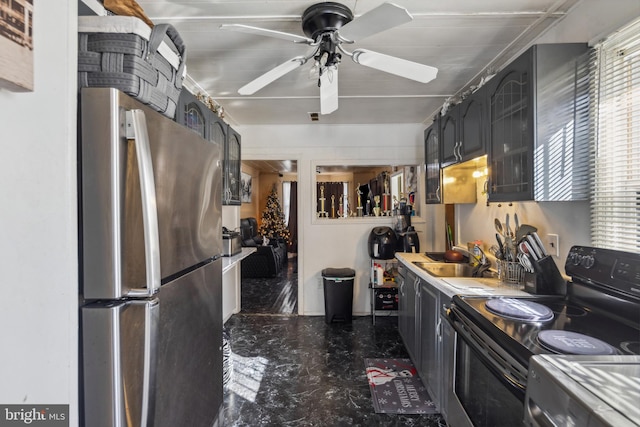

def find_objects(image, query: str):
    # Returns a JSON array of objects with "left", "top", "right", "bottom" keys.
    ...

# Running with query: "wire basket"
[{"left": 497, "top": 259, "right": 525, "bottom": 284}]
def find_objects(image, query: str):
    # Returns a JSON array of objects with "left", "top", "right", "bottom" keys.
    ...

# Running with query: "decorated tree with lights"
[{"left": 259, "top": 185, "right": 290, "bottom": 243}]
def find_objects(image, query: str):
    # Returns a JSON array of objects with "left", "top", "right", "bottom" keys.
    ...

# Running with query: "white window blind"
[{"left": 590, "top": 18, "right": 640, "bottom": 253}]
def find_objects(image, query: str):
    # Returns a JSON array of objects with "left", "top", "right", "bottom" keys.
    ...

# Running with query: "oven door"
[{"left": 448, "top": 306, "right": 528, "bottom": 427}]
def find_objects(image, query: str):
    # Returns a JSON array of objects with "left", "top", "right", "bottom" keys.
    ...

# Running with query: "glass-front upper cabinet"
[
  {"left": 224, "top": 126, "right": 241, "bottom": 205},
  {"left": 424, "top": 118, "right": 441, "bottom": 204},
  {"left": 176, "top": 91, "right": 208, "bottom": 140},
  {"left": 487, "top": 43, "right": 589, "bottom": 202},
  {"left": 488, "top": 50, "right": 533, "bottom": 202}
]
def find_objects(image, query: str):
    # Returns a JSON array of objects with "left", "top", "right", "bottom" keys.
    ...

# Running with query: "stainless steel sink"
[{"left": 413, "top": 262, "right": 476, "bottom": 277}]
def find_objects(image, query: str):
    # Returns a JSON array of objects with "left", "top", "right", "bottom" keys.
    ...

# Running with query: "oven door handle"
[{"left": 447, "top": 309, "right": 527, "bottom": 400}]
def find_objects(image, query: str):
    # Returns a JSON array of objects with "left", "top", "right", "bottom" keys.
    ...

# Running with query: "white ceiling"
[{"left": 140, "top": 0, "right": 581, "bottom": 126}]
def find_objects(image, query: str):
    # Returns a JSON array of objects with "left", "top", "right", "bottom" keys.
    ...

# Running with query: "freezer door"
[
  {"left": 82, "top": 299, "right": 159, "bottom": 427},
  {"left": 155, "top": 259, "right": 223, "bottom": 427},
  {"left": 80, "top": 88, "right": 222, "bottom": 300},
  {"left": 154, "top": 257, "right": 223, "bottom": 426}
]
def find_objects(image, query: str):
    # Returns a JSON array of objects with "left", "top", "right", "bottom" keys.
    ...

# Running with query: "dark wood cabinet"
[
  {"left": 175, "top": 91, "right": 243, "bottom": 205},
  {"left": 440, "top": 108, "right": 459, "bottom": 167},
  {"left": 487, "top": 43, "right": 589, "bottom": 202},
  {"left": 487, "top": 50, "right": 533, "bottom": 201},
  {"left": 424, "top": 118, "right": 441, "bottom": 204},
  {"left": 398, "top": 267, "right": 419, "bottom": 363},
  {"left": 418, "top": 280, "right": 441, "bottom": 411},
  {"left": 176, "top": 90, "right": 208, "bottom": 140},
  {"left": 223, "top": 125, "right": 241, "bottom": 205},
  {"left": 441, "top": 87, "right": 486, "bottom": 168},
  {"left": 459, "top": 87, "right": 486, "bottom": 161}
]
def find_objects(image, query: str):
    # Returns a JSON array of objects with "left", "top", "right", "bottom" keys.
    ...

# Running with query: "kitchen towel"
[{"left": 365, "top": 358, "right": 438, "bottom": 415}]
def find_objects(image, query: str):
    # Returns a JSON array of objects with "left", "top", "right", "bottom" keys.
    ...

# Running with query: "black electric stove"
[{"left": 450, "top": 246, "right": 640, "bottom": 372}]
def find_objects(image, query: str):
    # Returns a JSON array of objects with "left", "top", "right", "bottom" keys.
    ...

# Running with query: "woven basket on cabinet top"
[{"left": 78, "top": 16, "right": 187, "bottom": 119}]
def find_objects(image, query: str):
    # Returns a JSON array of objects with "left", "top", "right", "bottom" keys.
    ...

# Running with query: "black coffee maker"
[{"left": 397, "top": 225, "right": 420, "bottom": 253}]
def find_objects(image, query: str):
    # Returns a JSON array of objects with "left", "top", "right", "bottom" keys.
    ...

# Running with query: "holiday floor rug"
[{"left": 365, "top": 358, "right": 439, "bottom": 415}]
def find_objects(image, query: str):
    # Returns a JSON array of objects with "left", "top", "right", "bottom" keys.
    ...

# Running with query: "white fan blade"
[
  {"left": 320, "top": 67, "right": 338, "bottom": 115},
  {"left": 220, "top": 24, "right": 313, "bottom": 44},
  {"left": 338, "top": 3, "right": 412, "bottom": 42},
  {"left": 352, "top": 49, "right": 438, "bottom": 83},
  {"left": 238, "top": 57, "right": 307, "bottom": 95}
]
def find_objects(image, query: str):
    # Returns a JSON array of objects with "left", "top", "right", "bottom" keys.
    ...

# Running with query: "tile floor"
[
  {"left": 222, "top": 257, "right": 447, "bottom": 427},
  {"left": 240, "top": 255, "right": 298, "bottom": 315}
]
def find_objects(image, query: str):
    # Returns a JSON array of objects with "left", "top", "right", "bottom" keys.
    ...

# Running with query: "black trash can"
[{"left": 322, "top": 268, "right": 356, "bottom": 324}]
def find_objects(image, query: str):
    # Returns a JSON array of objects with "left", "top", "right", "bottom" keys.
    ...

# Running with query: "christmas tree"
[{"left": 259, "top": 185, "right": 291, "bottom": 243}]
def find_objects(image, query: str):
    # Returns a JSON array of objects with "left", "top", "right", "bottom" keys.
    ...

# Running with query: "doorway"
[{"left": 239, "top": 160, "right": 299, "bottom": 315}]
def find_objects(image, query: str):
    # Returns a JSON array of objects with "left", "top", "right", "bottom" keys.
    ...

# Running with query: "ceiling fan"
[{"left": 220, "top": 2, "right": 438, "bottom": 115}]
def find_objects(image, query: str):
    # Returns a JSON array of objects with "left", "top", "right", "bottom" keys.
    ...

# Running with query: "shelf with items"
[{"left": 369, "top": 258, "right": 399, "bottom": 324}]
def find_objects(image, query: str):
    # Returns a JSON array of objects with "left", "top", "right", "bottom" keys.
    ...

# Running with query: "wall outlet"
[{"left": 547, "top": 233, "right": 560, "bottom": 257}]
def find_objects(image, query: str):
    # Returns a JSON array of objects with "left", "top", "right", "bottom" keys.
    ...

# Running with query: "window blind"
[{"left": 590, "top": 18, "right": 640, "bottom": 253}]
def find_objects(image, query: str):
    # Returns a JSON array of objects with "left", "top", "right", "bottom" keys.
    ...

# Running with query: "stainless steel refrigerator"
[{"left": 79, "top": 88, "right": 223, "bottom": 427}]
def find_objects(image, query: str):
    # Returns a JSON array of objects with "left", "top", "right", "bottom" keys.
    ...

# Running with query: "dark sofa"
[{"left": 239, "top": 217, "right": 287, "bottom": 278}]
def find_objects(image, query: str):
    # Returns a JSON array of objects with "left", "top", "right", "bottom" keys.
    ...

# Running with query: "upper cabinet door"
[
  {"left": 441, "top": 88, "right": 487, "bottom": 168},
  {"left": 488, "top": 50, "right": 534, "bottom": 202},
  {"left": 223, "top": 126, "right": 241, "bottom": 206},
  {"left": 424, "top": 119, "right": 441, "bottom": 204},
  {"left": 459, "top": 87, "right": 485, "bottom": 161},
  {"left": 176, "top": 91, "right": 208, "bottom": 140},
  {"left": 440, "top": 108, "right": 459, "bottom": 168},
  {"left": 209, "top": 115, "right": 227, "bottom": 147}
]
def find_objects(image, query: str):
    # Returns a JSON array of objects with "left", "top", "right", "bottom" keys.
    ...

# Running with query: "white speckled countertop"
[{"left": 395, "top": 252, "right": 531, "bottom": 299}]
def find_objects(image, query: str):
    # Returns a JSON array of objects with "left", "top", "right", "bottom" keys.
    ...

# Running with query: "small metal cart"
[{"left": 369, "top": 258, "right": 398, "bottom": 324}]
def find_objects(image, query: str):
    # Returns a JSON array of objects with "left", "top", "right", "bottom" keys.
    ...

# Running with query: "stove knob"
[
  {"left": 581, "top": 255, "right": 595, "bottom": 269},
  {"left": 570, "top": 253, "right": 582, "bottom": 266}
]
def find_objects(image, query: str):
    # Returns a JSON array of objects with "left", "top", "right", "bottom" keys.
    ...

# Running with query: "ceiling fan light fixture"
[{"left": 226, "top": 2, "right": 439, "bottom": 112}]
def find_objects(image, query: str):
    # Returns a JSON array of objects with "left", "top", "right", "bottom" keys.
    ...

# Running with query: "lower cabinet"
[
  {"left": 441, "top": 307, "right": 455, "bottom": 421},
  {"left": 398, "top": 265, "right": 443, "bottom": 412},
  {"left": 418, "top": 281, "right": 441, "bottom": 410},
  {"left": 398, "top": 266, "right": 420, "bottom": 362}
]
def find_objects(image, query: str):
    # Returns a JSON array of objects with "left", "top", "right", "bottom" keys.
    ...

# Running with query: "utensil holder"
[
  {"left": 497, "top": 259, "right": 524, "bottom": 284},
  {"left": 530, "top": 256, "right": 566, "bottom": 295}
]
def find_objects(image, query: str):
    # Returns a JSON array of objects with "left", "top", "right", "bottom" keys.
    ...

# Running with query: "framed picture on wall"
[
  {"left": 0, "top": 0, "right": 34, "bottom": 91},
  {"left": 241, "top": 171, "right": 252, "bottom": 203}
]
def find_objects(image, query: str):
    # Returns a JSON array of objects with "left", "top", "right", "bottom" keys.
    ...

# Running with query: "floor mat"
[{"left": 365, "top": 358, "right": 439, "bottom": 415}]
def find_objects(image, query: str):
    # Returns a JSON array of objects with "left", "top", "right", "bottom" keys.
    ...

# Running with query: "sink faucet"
[
  {"left": 472, "top": 246, "right": 489, "bottom": 266},
  {"left": 470, "top": 246, "right": 491, "bottom": 277}
]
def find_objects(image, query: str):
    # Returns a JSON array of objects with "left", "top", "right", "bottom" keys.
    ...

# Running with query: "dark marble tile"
[
  {"left": 222, "top": 315, "right": 447, "bottom": 427},
  {"left": 241, "top": 256, "right": 298, "bottom": 315}
]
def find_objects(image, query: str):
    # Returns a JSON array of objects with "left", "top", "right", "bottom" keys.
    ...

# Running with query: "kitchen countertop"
[
  {"left": 222, "top": 247, "right": 256, "bottom": 274},
  {"left": 395, "top": 252, "right": 531, "bottom": 299}
]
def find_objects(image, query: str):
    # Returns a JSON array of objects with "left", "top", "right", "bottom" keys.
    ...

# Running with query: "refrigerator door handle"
[
  {"left": 125, "top": 110, "right": 161, "bottom": 297},
  {"left": 82, "top": 299, "right": 159, "bottom": 427},
  {"left": 139, "top": 299, "right": 159, "bottom": 427}
]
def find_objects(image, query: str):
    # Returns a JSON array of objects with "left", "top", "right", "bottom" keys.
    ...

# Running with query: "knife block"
[{"left": 526, "top": 256, "right": 566, "bottom": 295}]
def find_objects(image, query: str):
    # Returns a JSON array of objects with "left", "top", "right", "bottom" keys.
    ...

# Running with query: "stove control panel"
[
  {"left": 569, "top": 250, "right": 595, "bottom": 268},
  {"left": 566, "top": 246, "right": 640, "bottom": 298}
]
